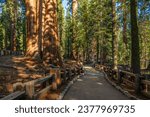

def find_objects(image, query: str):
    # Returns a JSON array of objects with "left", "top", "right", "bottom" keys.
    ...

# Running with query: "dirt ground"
[
  {"left": 0, "top": 55, "right": 47, "bottom": 96},
  {"left": 0, "top": 55, "right": 82, "bottom": 99}
]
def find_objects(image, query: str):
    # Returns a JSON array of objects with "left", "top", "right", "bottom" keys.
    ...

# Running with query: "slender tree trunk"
[
  {"left": 4, "top": 28, "right": 7, "bottom": 49},
  {"left": 70, "top": 0, "right": 78, "bottom": 60},
  {"left": 130, "top": 0, "right": 140, "bottom": 74},
  {"left": 8, "top": 0, "right": 17, "bottom": 51},
  {"left": 67, "top": 38, "right": 70, "bottom": 58},
  {"left": 38, "top": 0, "right": 43, "bottom": 59},
  {"left": 112, "top": 0, "right": 118, "bottom": 69},
  {"left": 13, "top": 0, "right": 17, "bottom": 51},
  {"left": 122, "top": 0, "right": 127, "bottom": 48},
  {"left": 96, "top": 37, "right": 99, "bottom": 63},
  {"left": 121, "top": 0, "right": 129, "bottom": 65}
]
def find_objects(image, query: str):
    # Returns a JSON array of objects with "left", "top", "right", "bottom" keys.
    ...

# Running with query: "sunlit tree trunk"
[
  {"left": 38, "top": 0, "right": 43, "bottom": 59},
  {"left": 25, "top": 0, "right": 40, "bottom": 59},
  {"left": 130, "top": 0, "right": 140, "bottom": 74},
  {"left": 43, "top": 0, "right": 62, "bottom": 66},
  {"left": 112, "top": 0, "right": 118, "bottom": 69},
  {"left": 121, "top": 0, "right": 128, "bottom": 65},
  {"left": 70, "top": 0, "right": 78, "bottom": 60}
]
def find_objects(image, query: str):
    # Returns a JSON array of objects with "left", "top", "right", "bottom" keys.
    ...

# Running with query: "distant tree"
[{"left": 112, "top": 0, "right": 118, "bottom": 69}]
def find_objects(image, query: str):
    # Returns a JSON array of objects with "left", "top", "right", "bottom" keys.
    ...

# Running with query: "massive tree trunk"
[
  {"left": 57, "top": 0, "right": 64, "bottom": 57},
  {"left": 112, "top": 0, "right": 118, "bottom": 69},
  {"left": 25, "top": 0, "right": 40, "bottom": 59},
  {"left": 130, "top": 0, "right": 140, "bottom": 74},
  {"left": 43, "top": 0, "right": 62, "bottom": 66}
]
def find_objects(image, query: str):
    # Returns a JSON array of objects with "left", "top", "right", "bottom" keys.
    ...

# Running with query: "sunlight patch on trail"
[
  {"left": 84, "top": 66, "right": 99, "bottom": 73},
  {"left": 77, "top": 79, "right": 83, "bottom": 82},
  {"left": 97, "top": 82, "right": 103, "bottom": 85}
]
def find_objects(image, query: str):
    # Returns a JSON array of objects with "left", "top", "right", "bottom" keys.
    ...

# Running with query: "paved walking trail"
[{"left": 63, "top": 66, "right": 129, "bottom": 100}]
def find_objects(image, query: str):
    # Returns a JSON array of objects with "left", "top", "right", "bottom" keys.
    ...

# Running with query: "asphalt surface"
[{"left": 63, "top": 66, "right": 129, "bottom": 100}]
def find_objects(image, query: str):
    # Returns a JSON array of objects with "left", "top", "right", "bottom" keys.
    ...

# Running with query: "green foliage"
[
  {"left": 0, "top": 0, "right": 26, "bottom": 51},
  {"left": 58, "top": 0, "right": 65, "bottom": 57}
]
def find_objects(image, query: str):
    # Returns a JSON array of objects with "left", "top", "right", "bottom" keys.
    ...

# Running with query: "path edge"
[
  {"left": 57, "top": 73, "right": 85, "bottom": 100},
  {"left": 102, "top": 72, "right": 141, "bottom": 100}
]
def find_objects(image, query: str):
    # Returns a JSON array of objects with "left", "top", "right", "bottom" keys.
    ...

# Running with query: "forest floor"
[
  {"left": 0, "top": 55, "right": 46, "bottom": 97},
  {"left": 0, "top": 55, "right": 144, "bottom": 100},
  {"left": 63, "top": 66, "right": 129, "bottom": 100},
  {"left": 0, "top": 55, "right": 82, "bottom": 99}
]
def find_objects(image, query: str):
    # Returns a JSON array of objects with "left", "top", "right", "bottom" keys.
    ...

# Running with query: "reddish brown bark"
[
  {"left": 43, "top": 0, "right": 62, "bottom": 66},
  {"left": 70, "top": 0, "right": 78, "bottom": 60},
  {"left": 25, "top": 0, "right": 39, "bottom": 59}
]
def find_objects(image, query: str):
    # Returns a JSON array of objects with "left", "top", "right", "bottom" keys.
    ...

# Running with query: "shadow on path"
[{"left": 63, "top": 66, "right": 129, "bottom": 100}]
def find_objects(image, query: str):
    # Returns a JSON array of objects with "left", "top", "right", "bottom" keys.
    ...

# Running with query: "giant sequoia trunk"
[
  {"left": 43, "top": 0, "right": 62, "bottom": 66},
  {"left": 112, "top": 0, "right": 118, "bottom": 69},
  {"left": 25, "top": 0, "right": 62, "bottom": 65},
  {"left": 130, "top": 0, "right": 140, "bottom": 74},
  {"left": 25, "top": 0, "right": 40, "bottom": 59}
]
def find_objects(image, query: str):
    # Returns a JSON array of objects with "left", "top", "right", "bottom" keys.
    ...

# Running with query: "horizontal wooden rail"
[
  {"left": 25, "top": 74, "right": 55, "bottom": 99},
  {"left": 0, "top": 50, "right": 24, "bottom": 56},
  {"left": 120, "top": 70, "right": 136, "bottom": 77},
  {"left": 95, "top": 64, "right": 141, "bottom": 95},
  {"left": 1, "top": 91, "right": 25, "bottom": 100},
  {"left": 123, "top": 79, "right": 135, "bottom": 88},
  {"left": 142, "top": 80, "right": 150, "bottom": 86},
  {"left": 0, "top": 64, "right": 84, "bottom": 100}
]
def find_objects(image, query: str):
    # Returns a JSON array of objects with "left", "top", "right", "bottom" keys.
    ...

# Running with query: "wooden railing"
[
  {"left": 95, "top": 64, "right": 150, "bottom": 98},
  {"left": 1, "top": 91, "right": 25, "bottom": 100},
  {"left": 0, "top": 50, "right": 24, "bottom": 56},
  {"left": 25, "top": 74, "right": 55, "bottom": 99},
  {"left": 0, "top": 65, "right": 84, "bottom": 100}
]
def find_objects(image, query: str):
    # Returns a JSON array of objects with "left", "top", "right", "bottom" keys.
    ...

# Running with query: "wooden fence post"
[
  {"left": 68, "top": 69, "right": 71, "bottom": 79},
  {"left": 117, "top": 69, "right": 122, "bottom": 85},
  {"left": 50, "top": 69, "right": 57, "bottom": 90},
  {"left": 63, "top": 69, "right": 67, "bottom": 81},
  {"left": 55, "top": 69, "right": 61, "bottom": 86},
  {"left": 25, "top": 81, "right": 35, "bottom": 99},
  {"left": 1, "top": 50, "right": 4, "bottom": 56},
  {"left": 135, "top": 75, "right": 141, "bottom": 95}
]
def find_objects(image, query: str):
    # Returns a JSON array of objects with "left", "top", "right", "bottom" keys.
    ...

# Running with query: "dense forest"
[
  {"left": 0, "top": 0, "right": 150, "bottom": 99},
  {"left": 0, "top": 0, "right": 150, "bottom": 72}
]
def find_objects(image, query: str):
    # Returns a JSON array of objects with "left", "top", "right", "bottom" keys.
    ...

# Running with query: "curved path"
[{"left": 63, "top": 66, "right": 129, "bottom": 100}]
